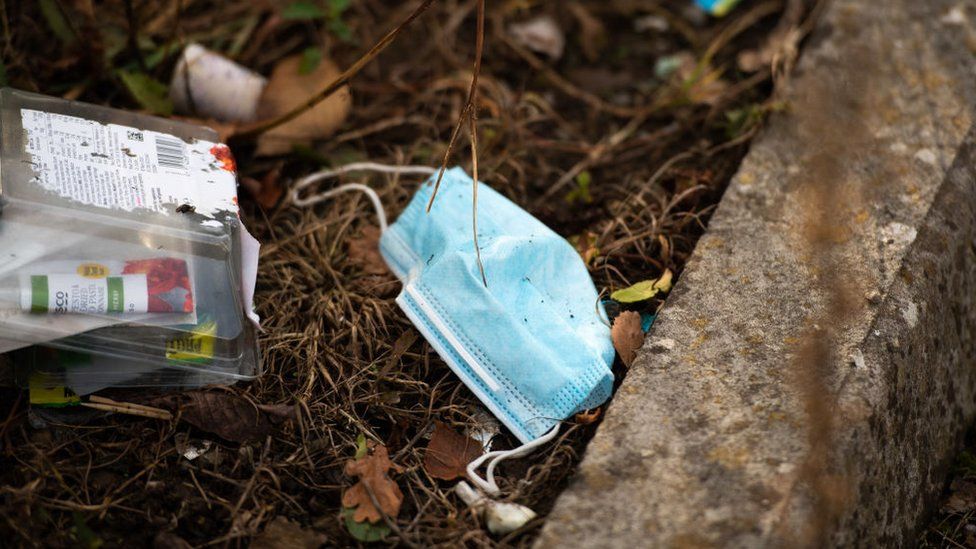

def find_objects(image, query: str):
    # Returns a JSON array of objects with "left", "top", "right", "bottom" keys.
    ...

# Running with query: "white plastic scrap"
[
  {"left": 508, "top": 16, "right": 565, "bottom": 60},
  {"left": 634, "top": 15, "right": 670, "bottom": 33},
  {"left": 455, "top": 481, "right": 537, "bottom": 535},
  {"left": 466, "top": 408, "right": 502, "bottom": 452},
  {"left": 941, "top": 5, "right": 968, "bottom": 25},
  {"left": 170, "top": 44, "right": 267, "bottom": 123},
  {"left": 179, "top": 438, "right": 213, "bottom": 461}
]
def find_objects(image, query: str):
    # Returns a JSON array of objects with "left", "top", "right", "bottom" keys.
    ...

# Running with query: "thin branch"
[
  {"left": 425, "top": 0, "right": 485, "bottom": 212},
  {"left": 232, "top": 0, "right": 436, "bottom": 142}
]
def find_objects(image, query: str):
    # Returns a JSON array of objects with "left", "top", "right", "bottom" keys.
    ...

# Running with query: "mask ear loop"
[
  {"left": 465, "top": 424, "right": 560, "bottom": 496},
  {"left": 291, "top": 162, "right": 437, "bottom": 232}
]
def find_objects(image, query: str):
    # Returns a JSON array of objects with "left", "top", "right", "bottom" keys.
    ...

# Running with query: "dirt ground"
[{"left": 0, "top": 0, "right": 819, "bottom": 546}]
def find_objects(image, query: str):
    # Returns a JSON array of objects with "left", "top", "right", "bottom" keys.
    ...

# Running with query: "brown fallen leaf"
[
  {"left": 348, "top": 226, "right": 388, "bottom": 275},
  {"left": 159, "top": 392, "right": 277, "bottom": 443},
  {"left": 574, "top": 408, "right": 603, "bottom": 425},
  {"left": 256, "top": 403, "right": 301, "bottom": 424},
  {"left": 250, "top": 517, "right": 326, "bottom": 549},
  {"left": 255, "top": 53, "right": 352, "bottom": 156},
  {"left": 240, "top": 164, "right": 285, "bottom": 209},
  {"left": 612, "top": 311, "right": 645, "bottom": 367},
  {"left": 342, "top": 444, "right": 403, "bottom": 524},
  {"left": 423, "top": 422, "right": 483, "bottom": 481}
]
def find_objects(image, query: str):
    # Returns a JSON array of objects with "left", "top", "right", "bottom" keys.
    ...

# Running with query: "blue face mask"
[{"left": 377, "top": 167, "right": 615, "bottom": 444}]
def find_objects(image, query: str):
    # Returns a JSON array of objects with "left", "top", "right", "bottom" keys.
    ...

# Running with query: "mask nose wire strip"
[
  {"left": 466, "top": 424, "right": 560, "bottom": 496},
  {"left": 291, "top": 162, "right": 437, "bottom": 233}
]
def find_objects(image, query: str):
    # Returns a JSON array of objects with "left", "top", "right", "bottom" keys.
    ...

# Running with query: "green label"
[
  {"left": 30, "top": 275, "right": 48, "bottom": 313},
  {"left": 107, "top": 276, "right": 124, "bottom": 313}
]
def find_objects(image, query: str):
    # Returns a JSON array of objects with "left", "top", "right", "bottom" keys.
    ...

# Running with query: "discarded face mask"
[{"left": 379, "top": 167, "right": 615, "bottom": 443}]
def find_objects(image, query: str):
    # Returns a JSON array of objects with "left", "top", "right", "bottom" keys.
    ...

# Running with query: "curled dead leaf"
[
  {"left": 574, "top": 408, "right": 603, "bottom": 425},
  {"left": 256, "top": 53, "right": 352, "bottom": 156},
  {"left": 342, "top": 444, "right": 403, "bottom": 524},
  {"left": 423, "top": 422, "right": 483, "bottom": 481},
  {"left": 611, "top": 311, "right": 644, "bottom": 367},
  {"left": 155, "top": 392, "right": 288, "bottom": 443}
]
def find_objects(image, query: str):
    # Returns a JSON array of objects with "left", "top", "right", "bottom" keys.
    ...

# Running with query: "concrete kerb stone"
[{"left": 537, "top": 0, "right": 976, "bottom": 546}]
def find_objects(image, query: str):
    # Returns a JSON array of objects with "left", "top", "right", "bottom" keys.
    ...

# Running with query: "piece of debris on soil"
[
  {"left": 255, "top": 53, "right": 352, "bottom": 156},
  {"left": 342, "top": 443, "right": 404, "bottom": 524},
  {"left": 156, "top": 391, "right": 288, "bottom": 443},
  {"left": 611, "top": 311, "right": 645, "bottom": 367},
  {"left": 575, "top": 408, "right": 603, "bottom": 425},
  {"left": 424, "top": 422, "right": 484, "bottom": 481}
]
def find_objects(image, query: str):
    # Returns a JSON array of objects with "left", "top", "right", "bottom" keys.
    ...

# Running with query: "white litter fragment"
[
  {"left": 179, "top": 438, "right": 214, "bottom": 461},
  {"left": 170, "top": 43, "right": 267, "bottom": 123},
  {"left": 466, "top": 408, "right": 502, "bottom": 452},
  {"left": 941, "top": 5, "right": 967, "bottom": 25},
  {"left": 455, "top": 481, "right": 537, "bottom": 535},
  {"left": 509, "top": 16, "right": 565, "bottom": 60},
  {"left": 634, "top": 15, "right": 669, "bottom": 33}
]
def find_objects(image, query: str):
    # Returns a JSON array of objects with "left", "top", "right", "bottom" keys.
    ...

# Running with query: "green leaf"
[
  {"left": 354, "top": 433, "right": 368, "bottom": 459},
  {"left": 298, "top": 47, "right": 322, "bottom": 75},
  {"left": 328, "top": 18, "right": 353, "bottom": 42},
  {"left": 611, "top": 270, "right": 673, "bottom": 303},
  {"left": 38, "top": 0, "right": 76, "bottom": 45},
  {"left": 724, "top": 104, "right": 764, "bottom": 139},
  {"left": 117, "top": 70, "right": 173, "bottom": 115},
  {"left": 328, "top": 0, "right": 352, "bottom": 16},
  {"left": 342, "top": 507, "right": 390, "bottom": 542},
  {"left": 282, "top": 1, "right": 326, "bottom": 20},
  {"left": 565, "top": 171, "right": 593, "bottom": 205}
]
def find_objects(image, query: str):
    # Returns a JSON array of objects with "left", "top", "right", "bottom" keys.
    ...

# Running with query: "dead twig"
[{"left": 232, "top": 0, "right": 437, "bottom": 142}]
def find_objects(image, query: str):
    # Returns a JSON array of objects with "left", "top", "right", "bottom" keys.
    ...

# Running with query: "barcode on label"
[{"left": 154, "top": 135, "right": 187, "bottom": 170}]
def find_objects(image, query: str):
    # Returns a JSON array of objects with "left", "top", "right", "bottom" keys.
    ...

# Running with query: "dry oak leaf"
[
  {"left": 255, "top": 53, "right": 352, "bottom": 156},
  {"left": 612, "top": 311, "right": 645, "bottom": 367},
  {"left": 423, "top": 421, "right": 484, "bottom": 481},
  {"left": 348, "top": 226, "right": 388, "bottom": 275},
  {"left": 342, "top": 444, "right": 403, "bottom": 524}
]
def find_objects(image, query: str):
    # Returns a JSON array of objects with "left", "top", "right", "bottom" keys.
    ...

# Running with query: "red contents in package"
[{"left": 122, "top": 258, "right": 194, "bottom": 313}]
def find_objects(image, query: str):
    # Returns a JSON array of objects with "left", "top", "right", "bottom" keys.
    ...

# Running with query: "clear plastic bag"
[{"left": 0, "top": 88, "right": 260, "bottom": 390}]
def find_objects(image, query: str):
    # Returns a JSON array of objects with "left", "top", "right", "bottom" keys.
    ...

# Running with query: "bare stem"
[{"left": 232, "top": 0, "right": 437, "bottom": 142}]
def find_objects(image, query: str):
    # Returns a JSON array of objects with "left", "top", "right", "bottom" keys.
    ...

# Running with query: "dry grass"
[{"left": 0, "top": 0, "right": 813, "bottom": 546}]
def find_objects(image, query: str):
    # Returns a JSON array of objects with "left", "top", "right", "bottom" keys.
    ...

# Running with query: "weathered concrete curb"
[{"left": 537, "top": 0, "right": 976, "bottom": 546}]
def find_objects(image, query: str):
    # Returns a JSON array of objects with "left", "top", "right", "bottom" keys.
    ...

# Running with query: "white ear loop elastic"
[
  {"left": 291, "top": 162, "right": 437, "bottom": 233},
  {"left": 466, "top": 424, "right": 560, "bottom": 496}
]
